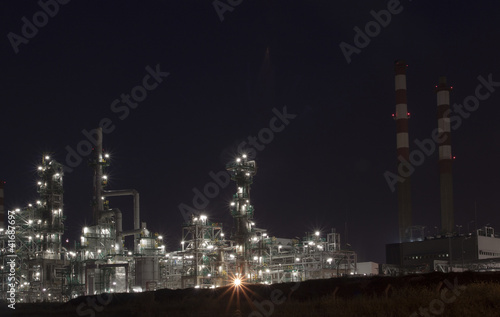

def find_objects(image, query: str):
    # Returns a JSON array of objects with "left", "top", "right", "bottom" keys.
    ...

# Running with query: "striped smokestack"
[
  {"left": 0, "top": 180, "right": 4, "bottom": 229},
  {"left": 394, "top": 60, "right": 412, "bottom": 242},
  {"left": 436, "top": 77, "right": 454, "bottom": 234}
]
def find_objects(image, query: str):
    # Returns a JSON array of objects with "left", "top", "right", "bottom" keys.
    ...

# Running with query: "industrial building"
[
  {"left": 0, "top": 128, "right": 357, "bottom": 302},
  {"left": 386, "top": 228, "right": 500, "bottom": 273},
  {"left": 3, "top": 60, "right": 499, "bottom": 303},
  {"left": 385, "top": 60, "right": 500, "bottom": 274}
]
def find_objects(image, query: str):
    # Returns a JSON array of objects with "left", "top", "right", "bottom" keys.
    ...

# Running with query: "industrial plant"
[
  {"left": 0, "top": 128, "right": 357, "bottom": 303},
  {"left": 385, "top": 60, "right": 500, "bottom": 274},
  {"left": 1, "top": 60, "right": 499, "bottom": 303}
]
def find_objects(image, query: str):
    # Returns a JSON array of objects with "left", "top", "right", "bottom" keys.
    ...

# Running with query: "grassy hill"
[{"left": 3, "top": 272, "right": 500, "bottom": 317}]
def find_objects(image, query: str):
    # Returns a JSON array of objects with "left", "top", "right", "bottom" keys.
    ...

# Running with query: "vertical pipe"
[
  {"left": 134, "top": 191, "right": 140, "bottom": 253},
  {"left": 125, "top": 264, "right": 129, "bottom": 293},
  {"left": 133, "top": 191, "right": 140, "bottom": 231},
  {"left": 394, "top": 60, "right": 412, "bottom": 242},
  {"left": 102, "top": 190, "right": 141, "bottom": 252},
  {"left": 436, "top": 77, "right": 454, "bottom": 234},
  {"left": 115, "top": 208, "right": 123, "bottom": 254},
  {"left": 93, "top": 128, "right": 103, "bottom": 225},
  {"left": 96, "top": 127, "right": 104, "bottom": 216}
]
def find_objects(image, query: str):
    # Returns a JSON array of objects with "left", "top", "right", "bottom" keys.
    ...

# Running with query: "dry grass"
[
  {"left": 268, "top": 282, "right": 500, "bottom": 317},
  {"left": 5, "top": 274, "right": 500, "bottom": 317}
]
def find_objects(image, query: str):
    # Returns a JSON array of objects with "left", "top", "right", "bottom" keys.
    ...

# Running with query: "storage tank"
[{"left": 135, "top": 257, "right": 159, "bottom": 291}]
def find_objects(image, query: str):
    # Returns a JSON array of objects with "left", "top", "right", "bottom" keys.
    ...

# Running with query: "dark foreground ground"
[{"left": 2, "top": 272, "right": 500, "bottom": 317}]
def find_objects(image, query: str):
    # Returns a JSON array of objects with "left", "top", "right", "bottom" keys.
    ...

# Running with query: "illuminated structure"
[
  {"left": 71, "top": 128, "right": 164, "bottom": 296},
  {"left": 0, "top": 131, "right": 358, "bottom": 302},
  {"left": 163, "top": 222, "right": 357, "bottom": 289},
  {"left": 0, "top": 155, "right": 66, "bottom": 302},
  {"left": 226, "top": 154, "right": 256, "bottom": 275},
  {"left": 159, "top": 155, "right": 357, "bottom": 289},
  {"left": 176, "top": 214, "right": 226, "bottom": 289}
]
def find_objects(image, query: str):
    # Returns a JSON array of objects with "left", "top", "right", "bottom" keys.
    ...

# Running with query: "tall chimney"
[
  {"left": 93, "top": 127, "right": 104, "bottom": 225},
  {"left": 0, "top": 180, "right": 4, "bottom": 230},
  {"left": 435, "top": 77, "right": 454, "bottom": 234},
  {"left": 394, "top": 60, "right": 412, "bottom": 242}
]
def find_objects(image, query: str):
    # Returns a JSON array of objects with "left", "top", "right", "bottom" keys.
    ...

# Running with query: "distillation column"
[
  {"left": 92, "top": 127, "right": 105, "bottom": 225},
  {"left": 37, "top": 155, "right": 64, "bottom": 258},
  {"left": 226, "top": 154, "right": 257, "bottom": 275},
  {"left": 89, "top": 127, "right": 140, "bottom": 252},
  {"left": 436, "top": 77, "right": 455, "bottom": 234}
]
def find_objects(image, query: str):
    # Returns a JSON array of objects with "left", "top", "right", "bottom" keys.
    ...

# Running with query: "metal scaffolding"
[
  {"left": 226, "top": 154, "right": 256, "bottom": 276},
  {"left": 0, "top": 155, "right": 67, "bottom": 303},
  {"left": 0, "top": 136, "right": 359, "bottom": 302}
]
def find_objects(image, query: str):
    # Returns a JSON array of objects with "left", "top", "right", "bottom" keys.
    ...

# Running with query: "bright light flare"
[
  {"left": 233, "top": 278, "right": 241, "bottom": 287},
  {"left": 229, "top": 273, "right": 247, "bottom": 289},
  {"left": 219, "top": 273, "right": 256, "bottom": 313}
]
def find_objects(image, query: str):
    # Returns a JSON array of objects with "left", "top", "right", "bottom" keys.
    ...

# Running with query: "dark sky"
[{"left": 1, "top": 0, "right": 500, "bottom": 263}]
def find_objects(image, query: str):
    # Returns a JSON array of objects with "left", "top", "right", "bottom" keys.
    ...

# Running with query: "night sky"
[{"left": 1, "top": 0, "right": 500, "bottom": 263}]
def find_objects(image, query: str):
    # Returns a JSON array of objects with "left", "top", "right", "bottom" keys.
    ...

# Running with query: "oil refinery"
[
  {"left": 2, "top": 61, "right": 500, "bottom": 303},
  {"left": 0, "top": 128, "right": 357, "bottom": 302}
]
